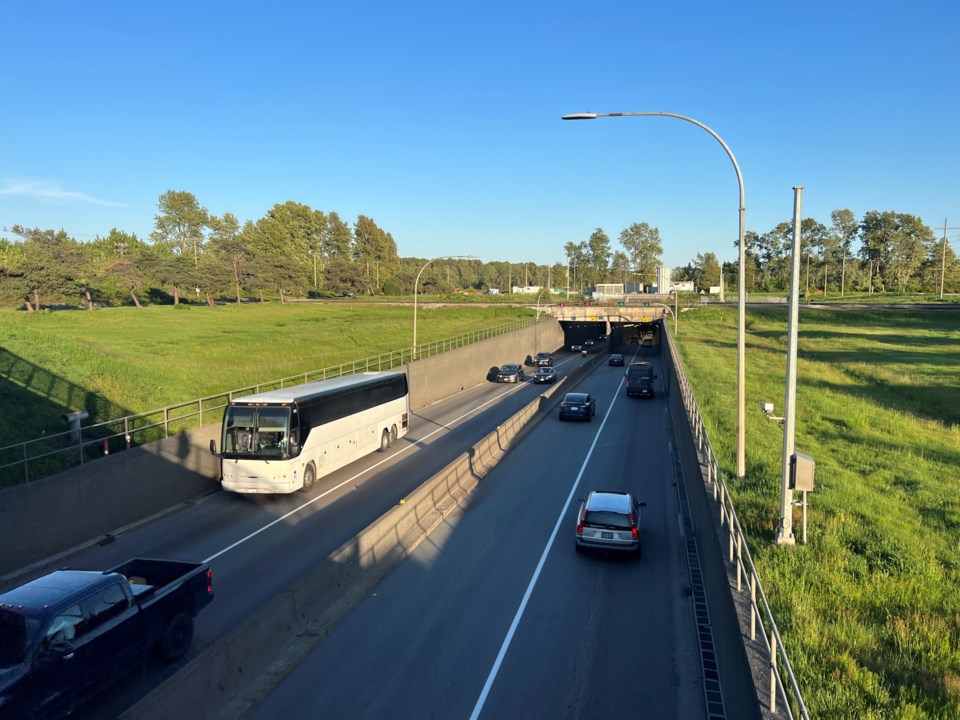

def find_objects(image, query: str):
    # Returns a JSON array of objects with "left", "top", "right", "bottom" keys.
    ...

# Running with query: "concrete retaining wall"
[
  {"left": 1, "top": 321, "right": 565, "bottom": 577},
  {"left": 406, "top": 320, "right": 563, "bottom": 409},
  {"left": 1, "top": 426, "right": 222, "bottom": 577}
]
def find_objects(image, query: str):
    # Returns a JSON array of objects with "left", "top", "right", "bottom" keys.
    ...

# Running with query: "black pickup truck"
[{"left": 0, "top": 558, "right": 214, "bottom": 720}]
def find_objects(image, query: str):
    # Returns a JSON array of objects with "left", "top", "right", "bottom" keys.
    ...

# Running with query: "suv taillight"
[{"left": 631, "top": 527, "right": 639, "bottom": 539}]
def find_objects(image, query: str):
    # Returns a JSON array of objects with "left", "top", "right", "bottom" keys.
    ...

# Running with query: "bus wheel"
[
  {"left": 379, "top": 430, "right": 389, "bottom": 453},
  {"left": 300, "top": 463, "right": 316, "bottom": 492},
  {"left": 389, "top": 425, "right": 398, "bottom": 446}
]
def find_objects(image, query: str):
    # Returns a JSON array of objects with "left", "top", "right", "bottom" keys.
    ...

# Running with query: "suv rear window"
[{"left": 583, "top": 510, "right": 632, "bottom": 529}]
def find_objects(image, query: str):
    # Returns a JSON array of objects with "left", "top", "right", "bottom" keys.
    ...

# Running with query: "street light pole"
[
  {"left": 535, "top": 287, "right": 548, "bottom": 351},
  {"left": 562, "top": 111, "right": 747, "bottom": 477},
  {"left": 413, "top": 255, "right": 478, "bottom": 360}
]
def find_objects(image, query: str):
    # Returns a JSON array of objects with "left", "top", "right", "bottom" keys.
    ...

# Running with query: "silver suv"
[{"left": 575, "top": 491, "right": 645, "bottom": 555}]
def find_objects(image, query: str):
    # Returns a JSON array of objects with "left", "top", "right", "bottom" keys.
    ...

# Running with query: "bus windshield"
[{"left": 222, "top": 405, "right": 292, "bottom": 459}]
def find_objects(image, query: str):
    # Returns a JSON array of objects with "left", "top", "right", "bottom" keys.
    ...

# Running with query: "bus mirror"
[{"left": 209, "top": 439, "right": 218, "bottom": 456}]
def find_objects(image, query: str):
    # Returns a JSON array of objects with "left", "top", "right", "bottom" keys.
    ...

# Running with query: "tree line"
[
  {"left": 675, "top": 209, "right": 959, "bottom": 296},
  {"left": 1, "top": 191, "right": 956, "bottom": 309}
]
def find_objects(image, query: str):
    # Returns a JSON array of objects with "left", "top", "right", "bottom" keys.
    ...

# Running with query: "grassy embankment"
[
  {"left": 674, "top": 305, "right": 960, "bottom": 719},
  {"left": 0, "top": 302, "right": 535, "bottom": 445}
]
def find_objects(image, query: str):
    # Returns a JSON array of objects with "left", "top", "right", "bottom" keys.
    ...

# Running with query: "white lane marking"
[
  {"left": 204, "top": 382, "right": 532, "bottom": 564},
  {"left": 469, "top": 371, "right": 626, "bottom": 719}
]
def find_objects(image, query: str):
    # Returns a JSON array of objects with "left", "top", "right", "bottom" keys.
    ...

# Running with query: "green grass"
[
  {"left": 0, "top": 302, "right": 535, "bottom": 444},
  {"left": 674, "top": 305, "right": 960, "bottom": 719},
  {"left": 741, "top": 291, "right": 959, "bottom": 306}
]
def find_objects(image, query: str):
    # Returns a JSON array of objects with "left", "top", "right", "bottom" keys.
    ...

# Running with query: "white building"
[{"left": 593, "top": 283, "right": 625, "bottom": 301}]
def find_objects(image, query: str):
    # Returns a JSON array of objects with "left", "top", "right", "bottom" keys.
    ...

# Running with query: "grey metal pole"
[
  {"left": 414, "top": 255, "right": 479, "bottom": 360},
  {"left": 413, "top": 260, "right": 432, "bottom": 361},
  {"left": 776, "top": 186, "right": 803, "bottom": 546}
]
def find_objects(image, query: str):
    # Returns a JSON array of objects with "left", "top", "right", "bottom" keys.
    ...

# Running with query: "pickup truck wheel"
[
  {"left": 300, "top": 463, "right": 316, "bottom": 492},
  {"left": 157, "top": 613, "right": 194, "bottom": 663}
]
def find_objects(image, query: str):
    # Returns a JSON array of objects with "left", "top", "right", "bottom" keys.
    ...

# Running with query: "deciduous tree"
[
  {"left": 618, "top": 223, "right": 663, "bottom": 287},
  {"left": 151, "top": 191, "right": 209, "bottom": 268}
]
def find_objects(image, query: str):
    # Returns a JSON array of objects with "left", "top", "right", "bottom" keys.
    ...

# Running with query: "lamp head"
[{"left": 561, "top": 113, "right": 598, "bottom": 120}]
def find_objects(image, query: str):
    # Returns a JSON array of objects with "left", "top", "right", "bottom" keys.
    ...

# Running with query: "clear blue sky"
[{"left": 2, "top": 1, "right": 958, "bottom": 269}]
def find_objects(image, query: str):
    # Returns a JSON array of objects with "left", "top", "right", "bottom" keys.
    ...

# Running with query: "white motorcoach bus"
[{"left": 211, "top": 371, "right": 409, "bottom": 494}]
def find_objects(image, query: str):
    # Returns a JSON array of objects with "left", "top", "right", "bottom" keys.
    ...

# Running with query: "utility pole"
[
  {"left": 841, "top": 251, "right": 845, "bottom": 297},
  {"left": 777, "top": 186, "right": 804, "bottom": 546},
  {"left": 941, "top": 219, "right": 959, "bottom": 300}
]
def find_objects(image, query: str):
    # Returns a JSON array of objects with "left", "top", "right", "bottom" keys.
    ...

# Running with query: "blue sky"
[{"left": 2, "top": 1, "right": 958, "bottom": 269}]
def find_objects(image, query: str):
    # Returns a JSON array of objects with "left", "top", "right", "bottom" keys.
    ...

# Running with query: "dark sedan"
[
  {"left": 608, "top": 353, "right": 624, "bottom": 366},
  {"left": 496, "top": 364, "right": 525, "bottom": 383},
  {"left": 534, "top": 367, "right": 558, "bottom": 384},
  {"left": 559, "top": 392, "right": 597, "bottom": 421},
  {"left": 534, "top": 352, "right": 553, "bottom": 367}
]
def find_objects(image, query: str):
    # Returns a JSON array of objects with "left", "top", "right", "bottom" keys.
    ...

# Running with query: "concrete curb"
[{"left": 118, "top": 358, "right": 599, "bottom": 720}]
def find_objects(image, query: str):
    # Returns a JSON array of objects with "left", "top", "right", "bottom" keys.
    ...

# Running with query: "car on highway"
[
  {"left": 575, "top": 490, "right": 645, "bottom": 555},
  {"left": 534, "top": 367, "right": 558, "bottom": 384},
  {"left": 569, "top": 343, "right": 583, "bottom": 352},
  {"left": 584, "top": 339, "right": 595, "bottom": 347},
  {"left": 496, "top": 364, "right": 525, "bottom": 383},
  {"left": 629, "top": 335, "right": 640, "bottom": 344},
  {"left": 608, "top": 353, "right": 624, "bottom": 367},
  {"left": 598, "top": 334, "right": 607, "bottom": 341},
  {"left": 534, "top": 352, "right": 553, "bottom": 367},
  {"left": 558, "top": 392, "right": 596, "bottom": 421},
  {"left": 641, "top": 338, "right": 654, "bottom": 348}
]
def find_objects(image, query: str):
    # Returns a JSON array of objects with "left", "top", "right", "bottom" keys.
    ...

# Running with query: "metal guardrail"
[
  {"left": 665, "top": 326, "right": 809, "bottom": 720},
  {"left": 0, "top": 317, "right": 540, "bottom": 485}
]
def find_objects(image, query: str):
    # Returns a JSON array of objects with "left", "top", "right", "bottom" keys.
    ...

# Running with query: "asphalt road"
[
  {"left": 7, "top": 353, "right": 587, "bottom": 720},
  {"left": 247, "top": 345, "right": 704, "bottom": 720}
]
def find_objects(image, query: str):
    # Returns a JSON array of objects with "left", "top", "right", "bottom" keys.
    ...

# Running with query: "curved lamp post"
[
  {"left": 413, "top": 255, "right": 479, "bottom": 360},
  {"left": 535, "top": 286, "right": 549, "bottom": 350},
  {"left": 562, "top": 111, "right": 747, "bottom": 478}
]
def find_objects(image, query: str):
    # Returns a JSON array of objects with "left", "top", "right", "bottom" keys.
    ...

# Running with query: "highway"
[
  {"left": 3, "top": 349, "right": 596, "bottom": 720},
  {"left": 247, "top": 345, "right": 705, "bottom": 719}
]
